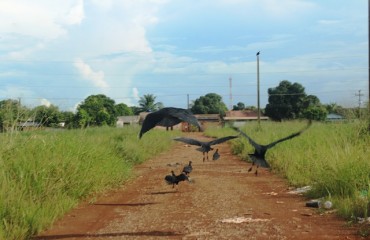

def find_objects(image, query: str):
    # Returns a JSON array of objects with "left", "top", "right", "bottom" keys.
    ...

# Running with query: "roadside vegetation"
[
  {"left": 206, "top": 120, "right": 370, "bottom": 224},
  {"left": 0, "top": 126, "right": 179, "bottom": 240}
]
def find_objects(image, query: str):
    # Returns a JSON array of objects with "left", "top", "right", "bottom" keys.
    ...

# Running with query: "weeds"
[
  {"left": 0, "top": 126, "right": 177, "bottom": 239},
  {"left": 207, "top": 121, "right": 370, "bottom": 221}
]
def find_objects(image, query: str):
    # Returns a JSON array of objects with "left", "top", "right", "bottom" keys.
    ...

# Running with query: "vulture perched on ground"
[
  {"left": 174, "top": 135, "right": 238, "bottom": 162},
  {"left": 212, "top": 149, "right": 220, "bottom": 161},
  {"left": 164, "top": 170, "right": 189, "bottom": 188},
  {"left": 182, "top": 161, "right": 193, "bottom": 175}
]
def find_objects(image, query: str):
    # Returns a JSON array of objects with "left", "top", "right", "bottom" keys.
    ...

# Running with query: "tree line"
[{"left": 0, "top": 80, "right": 365, "bottom": 132}]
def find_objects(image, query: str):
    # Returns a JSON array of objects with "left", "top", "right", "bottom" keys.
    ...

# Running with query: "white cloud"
[
  {"left": 132, "top": 87, "right": 140, "bottom": 101},
  {"left": 74, "top": 58, "right": 109, "bottom": 89},
  {"left": 40, "top": 98, "right": 52, "bottom": 107},
  {"left": 0, "top": 1, "right": 84, "bottom": 40},
  {"left": 62, "top": 0, "right": 85, "bottom": 25}
]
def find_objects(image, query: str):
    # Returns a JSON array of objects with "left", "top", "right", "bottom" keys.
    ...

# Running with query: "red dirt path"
[{"left": 35, "top": 132, "right": 365, "bottom": 240}]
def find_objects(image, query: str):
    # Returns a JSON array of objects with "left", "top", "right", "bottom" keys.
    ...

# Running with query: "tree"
[
  {"left": 138, "top": 94, "right": 163, "bottom": 112},
  {"left": 302, "top": 105, "right": 328, "bottom": 121},
  {"left": 191, "top": 93, "right": 228, "bottom": 115},
  {"left": 32, "top": 104, "right": 62, "bottom": 127},
  {"left": 0, "top": 99, "right": 29, "bottom": 132},
  {"left": 76, "top": 94, "right": 117, "bottom": 127},
  {"left": 265, "top": 80, "right": 307, "bottom": 121},
  {"left": 233, "top": 102, "right": 245, "bottom": 110},
  {"left": 115, "top": 103, "right": 133, "bottom": 116}
]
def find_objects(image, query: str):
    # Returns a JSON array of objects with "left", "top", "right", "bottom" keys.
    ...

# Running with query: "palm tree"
[{"left": 138, "top": 94, "right": 163, "bottom": 112}]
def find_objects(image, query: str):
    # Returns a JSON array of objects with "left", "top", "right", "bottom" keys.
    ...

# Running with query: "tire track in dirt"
[{"left": 35, "top": 132, "right": 363, "bottom": 240}]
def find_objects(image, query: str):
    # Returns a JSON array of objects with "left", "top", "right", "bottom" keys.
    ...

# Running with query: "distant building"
[
  {"left": 223, "top": 110, "right": 269, "bottom": 127},
  {"left": 326, "top": 113, "right": 345, "bottom": 122},
  {"left": 17, "top": 119, "right": 42, "bottom": 131},
  {"left": 116, "top": 115, "right": 140, "bottom": 127}
]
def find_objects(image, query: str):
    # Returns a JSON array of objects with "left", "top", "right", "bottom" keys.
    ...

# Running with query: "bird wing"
[
  {"left": 156, "top": 116, "right": 182, "bottom": 127},
  {"left": 164, "top": 175, "right": 176, "bottom": 184},
  {"left": 173, "top": 137, "right": 203, "bottom": 147},
  {"left": 208, "top": 135, "right": 239, "bottom": 146},
  {"left": 232, "top": 127, "right": 263, "bottom": 152},
  {"left": 166, "top": 107, "right": 202, "bottom": 130},
  {"left": 176, "top": 173, "right": 189, "bottom": 182},
  {"left": 139, "top": 110, "right": 163, "bottom": 138},
  {"left": 264, "top": 120, "right": 312, "bottom": 150}
]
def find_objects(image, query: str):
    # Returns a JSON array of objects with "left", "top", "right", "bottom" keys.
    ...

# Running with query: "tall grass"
[
  {"left": 0, "top": 126, "right": 178, "bottom": 239},
  {"left": 205, "top": 121, "right": 370, "bottom": 220}
]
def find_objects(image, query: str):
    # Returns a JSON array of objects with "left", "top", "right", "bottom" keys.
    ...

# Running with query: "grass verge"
[{"left": 0, "top": 126, "right": 178, "bottom": 239}]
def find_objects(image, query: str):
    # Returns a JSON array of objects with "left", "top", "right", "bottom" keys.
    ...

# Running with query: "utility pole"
[
  {"left": 368, "top": 0, "right": 370, "bottom": 115},
  {"left": 355, "top": 90, "right": 364, "bottom": 118},
  {"left": 256, "top": 51, "right": 261, "bottom": 127}
]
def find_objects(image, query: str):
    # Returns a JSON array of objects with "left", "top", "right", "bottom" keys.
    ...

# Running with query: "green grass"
[
  {"left": 205, "top": 120, "right": 370, "bottom": 221},
  {"left": 0, "top": 126, "right": 179, "bottom": 240}
]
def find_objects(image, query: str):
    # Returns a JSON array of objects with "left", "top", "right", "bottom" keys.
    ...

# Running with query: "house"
[
  {"left": 194, "top": 114, "right": 221, "bottom": 129},
  {"left": 116, "top": 115, "right": 140, "bottom": 127},
  {"left": 326, "top": 113, "right": 345, "bottom": 122},
  {"left": 17, "top": 119, "right": 42, "bottom": 131},
  {"left": 223, "top": 110, "right": 269, "bottom": 127}
]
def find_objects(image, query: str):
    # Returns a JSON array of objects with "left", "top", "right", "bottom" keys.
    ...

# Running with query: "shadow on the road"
[
  {"left": 94, "top": 202, "right": 158, "bottom": 207},
  {"left": 149, "top": 190, "right": 177, "bottom": 195},
  {"left": 33, "top": 231, "right": 184, "bottom": 239}
]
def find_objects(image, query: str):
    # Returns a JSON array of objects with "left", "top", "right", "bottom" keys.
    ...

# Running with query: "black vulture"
[
  {"left": 212, "top": 149, "right": 220, "bottom": 161},
  {"left": 164, "top": 170, "right": 189, "bottom": 188},
  {"left": 174, "top": 135, "right": 238, "bottom": 162},
  {"left": 139, "top": 107, "right": 202, "bottom": 139},
  {"left": 233, "top": 121, "right": 312, "bottom": 175},
  {"left": 182, "top": 161, "right": 193, "bottom": 175}
]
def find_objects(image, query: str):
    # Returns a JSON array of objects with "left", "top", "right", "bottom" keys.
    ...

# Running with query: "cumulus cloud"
[
  {"left": 0, "top": 1, "right": 84, "bottom": 40},
  {"left": 40, "top": 98, "right": 52, "bottom": 107},
  {"left": 62, "top": 0, "right": 85, "bottom": 25},
  {"left": 132, "top": 87, "right": 140, "bottom": 101},
  {"left": 74, "top": 58, "right": 109, "bottom": 89}
]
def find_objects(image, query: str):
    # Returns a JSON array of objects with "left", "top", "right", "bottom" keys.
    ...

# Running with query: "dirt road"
[{"left": 35, "top": 133, "right": 363, "bottom": 240}]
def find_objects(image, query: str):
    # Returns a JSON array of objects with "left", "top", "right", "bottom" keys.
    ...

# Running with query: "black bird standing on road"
[
  {"left": 233, "top": 121, "right": 312, "bottom": 175},
  {"left": 212, "top": 149, "right": 220, "bottom": 161},
  {"left": 164, "top": 170, "right": 189, "bottom": 188},
  {"left": 139, "top": 107, "right": 202, "bottom": 139},
  {"left": 174, "top": 135, "right": 238, "bottom": 162},
  {"left": 182, "top": 161, "right": 193, "bottom": 175}
]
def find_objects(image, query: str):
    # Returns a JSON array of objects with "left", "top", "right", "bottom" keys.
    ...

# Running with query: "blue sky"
[{"left": 0, "top": 0, "right": 368, "bottom": 111}]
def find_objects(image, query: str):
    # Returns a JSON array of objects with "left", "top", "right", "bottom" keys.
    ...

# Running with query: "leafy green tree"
[
  {"left": 265, "top": 80, "right": 307, "bottom": 121},
  {"left": 76, "top": 94, "right": 117, "bottom": 127},
  {"left": 138, "top": 94, "right": 163, "bottom": 112},
  {"left": 302, "top": 105, "right": 328, "bottom": 121},
  {"left": 32, "top": 105, "right": 62, "bottom": 127},
  {"left": 233, "top": 102, "right": 245, "bottom": 110},
  {"left": 115, "top": 103, "right": 133, "bottom": 116},
  {"left": 60, "top": 111, "right": 76, "bottom": 129},
  {"left": 191, "top": 93, "right": 228, "bottom": 115},
  {"left": 75, "top": 108, "right": 91, "bottom": 128},
  {"left": 0, "top": 99, "right": 30, "bottom": 131},
  {"left": 130, "top": 106, "right": 142, "bottom": 115}
]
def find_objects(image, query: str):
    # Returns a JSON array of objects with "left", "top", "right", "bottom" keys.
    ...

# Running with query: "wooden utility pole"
[
  {"left": 368, "top": 0, "right": 370, "bottom": 114},
  {"left": 256, "top": 51, "right": 261, "bottom": 126}
]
